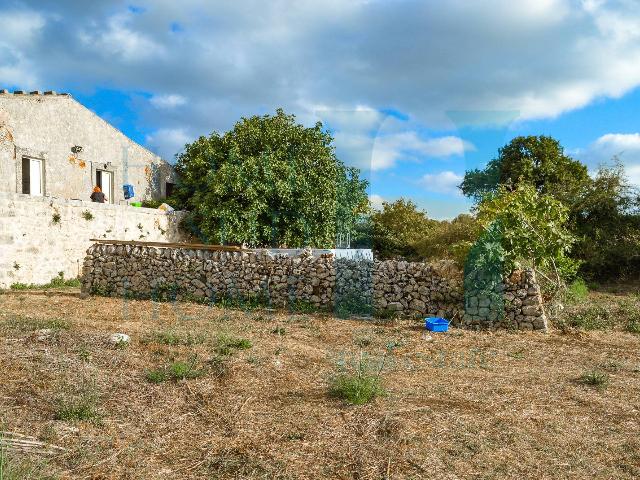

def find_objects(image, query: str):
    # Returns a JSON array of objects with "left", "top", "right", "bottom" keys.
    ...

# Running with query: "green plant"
[
  {"left": 579, "top": 370, "right": 609, "bottom": 389},
  {"left": 146, "top": 358, "right": 205, "bottom": 383},
  {"left": 627, "top": 319, "right": 640, "bottom": 334},
  {"left": 566, "top": 278, "right": 589, "bottom": 302},
  {"left": 54, "top": 384, "right": 100, "bottom": 422},
  {"left": 51, "top": 212, "right": 61, "bottom": 224},
  {"left": 172, "top": 108, "right": 369, "bottom": 248},
  {"left": 12, "top": 262, "right": 20, "bottom": 271},
  {"left": 146, "top": 330, "right": 205, "bottom": 346},
  {"left": 9, "top": 273, "right": 81, "bottom": 290},
  {"left": 81, "top": 210, "right": 94, "bottom": 221},
  {"left": 141, "top": 199, "right": 163, "bottom": 209},
  {"left": 214, "top": 333, "right": 252, "bottom": 356},
  {"left": 329, "top": 351, "right": 386, "bottom": 405},
  {"left": 0, "top": 443, "right": 55, "bottom": 480},
  {"left": 271, "top": 326, "right": 286, "bottom": 336}
]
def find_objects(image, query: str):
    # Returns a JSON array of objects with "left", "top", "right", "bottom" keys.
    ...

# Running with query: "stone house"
[
  {"left": 0, "top": 89, "right": 187, "bottom": 289},
  {"left": 0, "top": 89, "right": 177, "bottom": 203}
]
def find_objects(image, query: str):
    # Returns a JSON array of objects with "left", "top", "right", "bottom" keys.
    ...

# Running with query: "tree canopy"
[
  {"left": 171, "top": 109, "right": 369, "bottom": 248},
  {"left": 369, "top": 199, "right": 435, "bottom": 259},
  {"left": 460, "top": 135, "right": 590, "bottom": 205}
]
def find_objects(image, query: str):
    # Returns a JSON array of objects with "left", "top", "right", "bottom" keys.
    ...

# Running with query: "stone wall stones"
[{"left": 81, "top": 243, "right": 548, "bottom": 331}]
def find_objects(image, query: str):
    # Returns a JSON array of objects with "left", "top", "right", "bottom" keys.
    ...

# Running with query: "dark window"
[
  {"left": 21, "top": 157, "right": 30, "bottom": 194},
  {"left": 165, "top": 182, "right": 175, "bottom": 198},
  {"left": 96, "top": 170, "right": 102, "bottom": 189}
]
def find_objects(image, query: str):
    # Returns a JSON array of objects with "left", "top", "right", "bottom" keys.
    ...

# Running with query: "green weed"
[
  {"left": 580, "top": 370, "right": 609, "bottom": 390},
  {"left": 329, "top": 351, "right": 386, "bottom": 405}
]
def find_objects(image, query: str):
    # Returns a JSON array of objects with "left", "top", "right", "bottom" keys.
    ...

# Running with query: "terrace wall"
[{"left": 81, "top": 243, "right": 548, "bottom": 331}]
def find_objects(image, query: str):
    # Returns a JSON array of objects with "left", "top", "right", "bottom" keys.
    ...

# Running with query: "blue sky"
[{"left": 1, "top": 0, "right": 639, "bottom": 219}]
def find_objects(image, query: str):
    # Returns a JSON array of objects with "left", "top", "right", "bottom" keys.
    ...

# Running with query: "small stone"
[
  {"left": 109, "top": 333, "right": 130, "bottom": 345},
  {"left": 34, "top": 329, "right": 54, "bottom": 342}
]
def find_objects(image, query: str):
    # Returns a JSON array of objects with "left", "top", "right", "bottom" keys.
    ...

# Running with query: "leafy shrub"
[
  {"left": 413, "top": 214, "right": 481, "bottom": 266},
  {"left": 566, "top": 278, "right": 589, "bottom": 302},
  {"left": 370, "top": 199, "right": 434, "bottom": 259},
  {"left": 141, "top": 199, "right": 163, "bottom": 209},
  {"left": 329, "top": 351, "right": 386, "bottom": 405},
  {"left": 10, "top": 273, "right": 81, "bottom": 290}
]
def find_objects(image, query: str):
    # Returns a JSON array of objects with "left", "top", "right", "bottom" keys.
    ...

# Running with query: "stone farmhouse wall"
[
  {"left": 81, "top": 244, "right": 547, "bottom": 331},
  {"left": 0, "top": 193, "right": 187, "bottom": 288},
  {"left": 0, "top": 91, "right": 177, "bottom": 202}
]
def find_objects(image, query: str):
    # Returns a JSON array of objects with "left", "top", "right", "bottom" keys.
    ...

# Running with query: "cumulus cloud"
[
  {"left": 576, "top": 133, "right": 640, "bottom": 186},
  {"left": 368, "top": 194, "right": 385, "bottom": 210},
  {"left": 145, "top": 127, "right": 191, "bottom": 160},
  {"left": 2, "top": 1, "right": 640, "bottom": 155},
  {"left": 150, "top": 94, "right": 187, "bottom": 109},
  {"left": 419, "top": 171, "right": 464, "bottom": 196}
]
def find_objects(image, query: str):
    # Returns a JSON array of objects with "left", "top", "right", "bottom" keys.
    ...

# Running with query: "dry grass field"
[{"left": 1, "top": 288, "right": 639, "bottom": 479}]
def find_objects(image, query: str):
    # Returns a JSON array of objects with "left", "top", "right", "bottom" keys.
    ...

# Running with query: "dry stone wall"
[{"left": 82, "top": 243, "right": 548, "bottom": 331}]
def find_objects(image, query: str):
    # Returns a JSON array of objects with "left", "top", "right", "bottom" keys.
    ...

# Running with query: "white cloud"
[
  {"left": 145, "top": 127, "right": 191, "bottom": 161},
  {"left": 369, "top": 194, "right": 385, "bottom": 210},
  {"left": 575, "top": 133, "right": 640, "bottom": 186},
  {"left": 150, "top": 94, "right": 187, "bottom": 109},
  {"left": 419, "top": 171, "right": 464, "bottom": 196},
  {"left": 0, "top": 10, "right": 45, "bottom": 90},
  {"left": 80, "top": 12, "right": 166, "bottom": 62},
  {"left": 3, "top": 1, "right": 640, "bottom": 150},
  {"left": 371, "top": 133, "right": 474, "bottom": 171}
]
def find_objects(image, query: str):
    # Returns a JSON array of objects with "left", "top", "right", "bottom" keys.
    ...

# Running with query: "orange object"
[{"left": 93, "top": 186, "right": 101, "bottom": 193}]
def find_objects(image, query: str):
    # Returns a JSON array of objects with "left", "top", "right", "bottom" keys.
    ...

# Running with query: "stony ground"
[{"left": 1, "top": 289, "right": 639, "bottom": 479}]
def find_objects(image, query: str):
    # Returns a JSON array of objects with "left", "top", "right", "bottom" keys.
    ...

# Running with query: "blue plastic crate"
[{"left": 425, "top": 317, "right": 449, "bottom": 332}]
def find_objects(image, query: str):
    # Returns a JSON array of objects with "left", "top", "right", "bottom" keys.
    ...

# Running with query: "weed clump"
[
  {"left": 329, "top": 351, "right": 386, "bottom": 405},
  {"left": 580, "top": 370, "right": 609, "bottom": 390}
]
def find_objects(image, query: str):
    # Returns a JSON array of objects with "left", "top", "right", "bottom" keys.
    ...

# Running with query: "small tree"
[
  {"left": 476, "top": 183, "right": 579, "bottom": 286},
  {"left": 370, "top": 199, "right": 434, "bottom": 259}
]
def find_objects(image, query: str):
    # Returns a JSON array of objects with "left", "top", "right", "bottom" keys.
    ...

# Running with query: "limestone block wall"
[
  {"left": 0, "top": 193, "right": 187, "bottom": 288},
  {"left": 81, "top": 244, "right": 547, "bottom": 331}
]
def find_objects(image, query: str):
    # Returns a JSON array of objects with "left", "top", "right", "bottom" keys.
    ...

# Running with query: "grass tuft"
[
  {"left": 329, "top": 351, "right": 386, "bottom": 405},
  {"left": 580, "top": 370, "right": 609, "bottom": 389}
]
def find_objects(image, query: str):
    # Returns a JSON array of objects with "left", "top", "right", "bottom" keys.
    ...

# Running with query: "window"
[
  {"left": 21, "top": 157, "right": 43, "bottom": 196},
  {"left": 165, "top": 182, "right": 175, "bottom": 198}
]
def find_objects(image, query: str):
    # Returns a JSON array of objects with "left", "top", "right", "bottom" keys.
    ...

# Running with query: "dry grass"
[{"left": 0, "top": 289, "right": 639, "bottom": 479}]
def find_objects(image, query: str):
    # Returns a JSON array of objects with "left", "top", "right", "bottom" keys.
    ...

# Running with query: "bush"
[
  {"left": 566, "top": 278, "right": 589, "bottom": 302},
  {"left": 146, "top": 358, "right": 205, "bottom": 383},
  {"left": 329, "top": 351, "right": 386, "bottom": 405},
  {"left": 413, "top": 214, "right": 481, "bottom": 266},
  {"left": 141, "top": 199, "right": 163, "bottom": 209}
]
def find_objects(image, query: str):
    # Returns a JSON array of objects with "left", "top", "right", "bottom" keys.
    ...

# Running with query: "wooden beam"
[{"left": 89, "top": 239, "right": 247, "bottom": 252}]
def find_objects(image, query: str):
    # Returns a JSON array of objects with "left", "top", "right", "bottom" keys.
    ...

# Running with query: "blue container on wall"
[
  {"left": 425, "top": 317, "right": 449, "bottom": 332},
  {"left": 123, "top": 184, "right": 135, "bottom": 199}
]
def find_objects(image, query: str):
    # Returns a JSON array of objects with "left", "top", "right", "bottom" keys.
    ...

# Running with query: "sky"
[{"left": 1, "top": 0, "right": 639, "bottom": 219}]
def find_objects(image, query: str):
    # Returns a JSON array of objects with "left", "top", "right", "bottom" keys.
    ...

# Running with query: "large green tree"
[
  {"left": 460, "top": 135, "right": 590, "bottom": 205},
  {"left": 172, "top": 109, "right": 369, "bottom": 248}
]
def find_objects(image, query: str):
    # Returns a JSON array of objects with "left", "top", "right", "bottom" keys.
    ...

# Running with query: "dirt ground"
[{"left": 1, "top": 289, "right": 639, "bottom": 479}]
